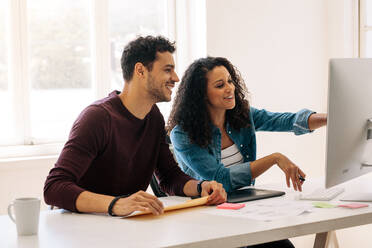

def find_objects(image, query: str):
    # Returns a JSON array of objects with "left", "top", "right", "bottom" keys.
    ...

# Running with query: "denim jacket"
[{"left": 170, "top": 107, "right": 315, "bottom": 192}]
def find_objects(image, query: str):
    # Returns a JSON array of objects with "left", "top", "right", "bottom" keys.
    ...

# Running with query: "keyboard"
[{"left": 299, "top": 187, "right": 345, "bottom": 201}]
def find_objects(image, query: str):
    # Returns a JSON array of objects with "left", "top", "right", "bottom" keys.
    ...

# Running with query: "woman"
[
  {"left": 168, "top": 56, "right": 327, "bottom": 194},
  {"left": 167, "top": 57, "right": 326, "bottom": 248}
]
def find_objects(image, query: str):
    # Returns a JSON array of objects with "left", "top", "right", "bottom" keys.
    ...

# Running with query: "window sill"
[{"left": 0, "top": 143, "right": 64, "bottom": 160}]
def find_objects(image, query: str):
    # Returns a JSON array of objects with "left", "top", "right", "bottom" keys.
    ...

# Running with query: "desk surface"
[{"left": 2, "top": 179, "right": 372, "bottom": 248}]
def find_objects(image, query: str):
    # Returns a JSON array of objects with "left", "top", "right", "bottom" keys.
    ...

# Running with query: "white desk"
[{"left": 1, "top": 179, "right": 372, "bottom": 248}]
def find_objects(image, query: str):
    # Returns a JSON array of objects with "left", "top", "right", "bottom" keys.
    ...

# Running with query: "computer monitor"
[{"left": 325, "top": 58, "right": 372, "bottom": 201}]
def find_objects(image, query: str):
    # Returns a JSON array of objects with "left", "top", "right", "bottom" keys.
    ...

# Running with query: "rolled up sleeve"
[
  {"left": 228, "top": 162, "right": 253, "bottom": 190},
  {"left": 251, "top": 107, "right": 315, "bottom": 135},
  {"left": 292, "top": 109, "right": 315, "bottom": 135}
]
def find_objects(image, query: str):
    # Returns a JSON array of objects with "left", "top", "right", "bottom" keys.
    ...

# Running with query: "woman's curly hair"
[{"left": 167, "top": 57, "right": 251, "bottom": 148}]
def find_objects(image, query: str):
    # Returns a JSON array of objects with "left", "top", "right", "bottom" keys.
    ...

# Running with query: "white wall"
[
  {"left": 206, "top": 0, "right": 371, "bottom": 247},
  {"left": 206, "top": 0, "right": 328, "bottom": 183},
  {"left": 0, "top": 156, "right": 57, "bottom": 214}
]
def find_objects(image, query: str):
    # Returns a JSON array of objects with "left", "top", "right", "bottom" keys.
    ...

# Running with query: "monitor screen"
[{"left": 325, "top": 58, "right": 372, "bottom": 189}]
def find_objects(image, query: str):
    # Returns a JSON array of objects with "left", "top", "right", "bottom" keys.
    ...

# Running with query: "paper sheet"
[
  {"left": 203, "top": 198, "right": 312, "bottom": 221},
  {"left": 126, "top": 196, "right": 208, "bottom": 217},
  {"left": 312, "top": 202, "right": 337, "bottom": 208},
  {"left": 159, "top": 196, "right": 192, "bottom": 207}
]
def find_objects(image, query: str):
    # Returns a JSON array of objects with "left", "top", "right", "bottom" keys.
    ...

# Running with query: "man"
[{"left": 44, "top": 36, "right": 227, "bottom": 216}]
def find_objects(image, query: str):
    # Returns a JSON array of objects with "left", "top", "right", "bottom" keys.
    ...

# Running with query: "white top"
[{"left": 221, "top": 143, "right": 244, "bottom": 167}]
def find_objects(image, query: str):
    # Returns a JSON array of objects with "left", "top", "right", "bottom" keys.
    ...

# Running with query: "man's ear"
[{"left": 134, "top": 62, "right": 146, "bottom": 77}]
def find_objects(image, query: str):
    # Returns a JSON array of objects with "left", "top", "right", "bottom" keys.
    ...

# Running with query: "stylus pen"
[{"left": 299, "top": 175, "right": 305, "bottom": 182}]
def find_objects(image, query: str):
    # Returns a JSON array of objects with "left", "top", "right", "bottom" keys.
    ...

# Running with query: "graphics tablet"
[{"left": 227, "top": 188, "right": 285, "bottom": 203}]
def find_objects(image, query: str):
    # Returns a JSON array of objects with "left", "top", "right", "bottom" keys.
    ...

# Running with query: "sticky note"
[
  {"left": 312, "top": 202, "right": 337, "bottom": 208},
  {"left": 217, "top": 203, "right": 245, "bottom": 210},
  {"left": 338, "top": 203, "right": 369, "bottom": 209}
]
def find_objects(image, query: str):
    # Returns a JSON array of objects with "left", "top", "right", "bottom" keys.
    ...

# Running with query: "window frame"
[
  {"left": 8, "top": 0, "right": 30, "bottom": 146},
  {"left": 0, "top": 0, "right": 179, "bottom": 159},
  {"left": 359, "top": 0, "right": 372, "bottom": 57}
]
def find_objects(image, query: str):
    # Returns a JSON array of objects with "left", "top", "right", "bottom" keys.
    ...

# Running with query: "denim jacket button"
[
  {"left": 246, "top": 155, "right": 249, "bottom": 158},
  {"left": 240, "top": 144, "right": 243, "bottom": 147}
]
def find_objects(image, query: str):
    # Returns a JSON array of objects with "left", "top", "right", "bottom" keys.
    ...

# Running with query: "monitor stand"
[
  {"left": 340, "top": 154, "right": 372, "bottom": 202},
  {"left": 337, "top": 160, "right": 372, "bottom": 202}
]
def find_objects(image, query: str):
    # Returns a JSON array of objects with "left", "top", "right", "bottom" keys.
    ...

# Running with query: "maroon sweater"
[{"left": 44, "top": 91, "right": 192, "bottom": 212}]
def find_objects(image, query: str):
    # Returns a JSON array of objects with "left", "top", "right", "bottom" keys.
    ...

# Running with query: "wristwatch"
[{"left": 197, "top": 180, "right": 207, "bottom": 196}]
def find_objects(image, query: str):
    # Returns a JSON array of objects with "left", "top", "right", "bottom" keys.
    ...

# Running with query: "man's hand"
[
  {"left": 112, "top": 191, "right": 164, "bottom": 216},
  {"left": 200, "top": 181, "right": 227, "bottom": 205},
  {"left": 273, "top": 153, "right": 306, "bottom": 192}
]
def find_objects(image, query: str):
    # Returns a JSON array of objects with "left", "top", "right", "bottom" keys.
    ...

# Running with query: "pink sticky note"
[
  {"left": 217, "top": 203, "right": 245, "bottom": 210},
  {"left": 338, "top": 203, "right": 369, "bottom": 209}
]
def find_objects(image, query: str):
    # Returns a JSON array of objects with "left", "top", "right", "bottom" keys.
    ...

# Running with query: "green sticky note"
[{"left": 312, "top": 202, "right": 337, "bottom": 208}]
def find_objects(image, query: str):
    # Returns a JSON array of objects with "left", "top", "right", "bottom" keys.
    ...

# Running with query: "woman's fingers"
[
  {"left": 278, "top": 154, "right": 306, "bottom": 192},
  {"left": 286, "top": 174, "right": 291, "bottom": 188},
  {"left": 290, "top": 171, "right": 298, "bottom": 191}
]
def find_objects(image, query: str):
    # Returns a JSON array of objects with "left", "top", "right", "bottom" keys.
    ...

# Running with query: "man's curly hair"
[
  {"left": 167, "top": 57, "right": 251, "bottom": 148},
  {"left": 121, "top": 35, "right": 176, "bottom": 82}
]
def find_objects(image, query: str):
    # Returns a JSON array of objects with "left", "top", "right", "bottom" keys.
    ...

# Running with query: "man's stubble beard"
[{"left": 146, "top": 74, "right": 170, "bottom": 103}]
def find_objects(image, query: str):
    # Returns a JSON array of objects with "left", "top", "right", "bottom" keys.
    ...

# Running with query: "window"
[
  {"left": 0, "top": 0, "right": 15, "bottom": 146},
  {"left": 0, "top": 1, "right": 7, "bottom": 91},
  {"left": 109, "top": 0, "right": 168, "bottom": 91},
  {"left": 360, "top": 0, "right": 372, "bottom": 57},
  {"left": 0, "top": 0, "right": 172, "bottom": 157},
  {"left": 108, "top": 0, "right": 171, "bottom": 118},
  {"left": 28, "top": 0, "right": 93, "bottom": 143}
]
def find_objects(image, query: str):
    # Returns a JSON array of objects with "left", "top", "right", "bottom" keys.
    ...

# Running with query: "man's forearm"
[
  {"left": 75, "top": 191, "right": 114, "bottom": 213},
  {"left": 183, "top": 180, "right": 199, "bottom": 197},
  {"left": 308, "top": 113, "right": 327, "bottom": 130}
]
